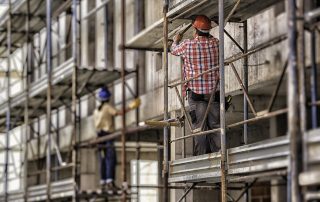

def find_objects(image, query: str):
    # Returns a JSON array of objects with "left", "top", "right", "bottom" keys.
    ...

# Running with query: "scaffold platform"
[
  {"left": 126, "top": 0, "right": 282, "bottom": 50},
  {"left": 0, "top": 0, "right": 68, "bottom": 56},
  {"left": 0, "top": 178, "right": 74, "bottom": 202},
  {"left": 169, "top": 128, "right": 320, "bottom": 184}
]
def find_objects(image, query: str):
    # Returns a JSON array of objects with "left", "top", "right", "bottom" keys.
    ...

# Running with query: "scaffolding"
[
  {"left": 0, "top": 0, "right": 319, "bottom": 202},
  {"left": 126, "top": 0, "right": 320, "bottom": 201},
  {"left": 0, "top": 0, "right": 159, "bottom": 201}
]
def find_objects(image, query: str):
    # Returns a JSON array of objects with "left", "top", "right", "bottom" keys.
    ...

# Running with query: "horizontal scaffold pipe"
[
  {"left": 123, "top": 45, "right": 166, "bottom": 52},
  {"left": 309, "top": 100, "right": 320, "bottom": 106},
  {"left": 169, "top": 34, "right": 287, "bottom": 88},
  {"left": 145, "top": 120, "right": 181, "bottom": 127},
  {"left": 80, "top": 125, "right": 154, "bottom": 146},
  {"left": 129, "top": 184, "right": 243, "bottom": 190},
  {"left": 27, "top": 163, "right": 74, "bottom": 177},
  {"left": 228, "top": 169, "right": 287, "bottom": 182},
  {"left": 170, "top": 108, "right": 288, "bottom": 143}
]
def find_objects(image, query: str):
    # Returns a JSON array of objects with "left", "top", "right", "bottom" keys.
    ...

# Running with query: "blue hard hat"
[{"left": 98, "top": 87, "right": 111, "bottom": 101}]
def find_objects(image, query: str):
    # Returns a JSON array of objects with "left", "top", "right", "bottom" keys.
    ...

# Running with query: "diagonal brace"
[
  {"left": 224, "top": 0, "right": 241, "bottom": 26},
  {"left": 200, "top": 89, "right": 216, "bottom": 131},
  {"left": 267, "top": 58, "right": 288, "bottom": 112},
  {"left": 177, "top": 183, "right": 197, "bottom": 202},
  {"left": 174, "top": 86, "right": 194, "bottom": 132},
  {"left": 199, "top": 80, "right": 220, "bottom": 132},
  {"left": 230, "top": 63, "right": 257, "bottom": 116},
  {"left": 224, "top": 29, "right": 244, "bottom": 53},
  {"left": 235, "top": 178, "right": 257, "bottom": 202},
  {"left": 125, "top": 80, "right": 137, "bottom": 97},
  {"left": 77, "top": 70, "right": 95, "bottom": 95}
]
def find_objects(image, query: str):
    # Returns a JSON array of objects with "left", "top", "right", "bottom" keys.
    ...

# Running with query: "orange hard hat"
[{"left": 192, "top": 15, "right": 212, "bottom": 32}]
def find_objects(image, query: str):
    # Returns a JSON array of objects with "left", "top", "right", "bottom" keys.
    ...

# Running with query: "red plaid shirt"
[{"left": 171, "top": 35, "right": 219, "bottom": 95}]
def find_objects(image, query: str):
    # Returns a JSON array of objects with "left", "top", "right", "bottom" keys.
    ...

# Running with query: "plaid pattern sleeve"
[{"left": 170, "top": 40, "right": 187, "bottom": 56}]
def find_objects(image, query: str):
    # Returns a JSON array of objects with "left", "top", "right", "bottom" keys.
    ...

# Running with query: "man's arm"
[
  {"left": 111, "top": 98, "right": 141, "bottom": 116},
  {"left": 170, "top": 34, "right": 186, "bottom": 56},
  {"left": 115, "top": 107, "right": 135, "bottom": 116}
]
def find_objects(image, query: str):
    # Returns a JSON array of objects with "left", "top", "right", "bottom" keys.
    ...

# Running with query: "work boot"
[
  {"left": 100, "top": 180, "right": 106, "bottom": 192},
  {"left": 106, "top": 182, "right": 119, "bottom": 195}
]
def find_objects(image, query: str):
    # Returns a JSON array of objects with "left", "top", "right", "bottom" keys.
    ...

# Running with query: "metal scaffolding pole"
[
  {"left": 243, "top": 20, "right": 249, "bottom": 202},
  {"left": 134, "top": 1, "right": 144, "bottom": 200},
  {"left": 286, "top": 0, "right": 302, "bottom": 201},
  {"left": 310, "top": 29, "right": 318, "bottom": 129},
  {"left": 134, "top": 0, "right": 145, "bottom": 94},
  {"left": 121, "top": 0, "right": 127, "bottom": 201},
  {"left": 57, "top": 16, "right": 61, "bottom": 66},
  {"left": 71, "top": 0, "right": 79, "bottom": 201},
  {"left": 4, "top": 1, "right": 12, "bottom": 201},
  {"left": 24, "top": 0, "right": 31, "bottom": 201},
  {"left": 219, "top": 0, "right": 227, "bottom": 201},
  {"left": 104, "top": 2, "right": 109, "bottom": 70},
  {"left": 54, "top": 109, "right": 60, "bottom": 181},
  {"left": 37, "top": 117, "right": 41, "bottom": 184},
  {"left": 135, "top": 98, "right": 141, "bottom": 201},
  {"left": 46, "top": 0, "right": 53, "bottom": 201},
  {"left": 296, "top": 0, "right": 308, "bottom": 201},
  {"left": 163, "top": 0, "right": 169, "bottom": 201},
  {"left": 243, "top": 21, "right": 248, "bottom": 145},
  {"left": 134, "top": 49, "right": 140, "bottom": 202},
  {"left": 297, "top": 0, "right": 306, "bottom": 177},
  {"left": 230, "top": 63, "right": 257, "bottom": 116},
  {"left": 297, "top": 2, "right": 306, "bottom": 126}
]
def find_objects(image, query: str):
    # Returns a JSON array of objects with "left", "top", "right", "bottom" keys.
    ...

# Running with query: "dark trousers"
[
  {"left": 188, "top": 91, "right": 221, "bottom": 156},
  {"left": 97, "top": 131, "right": 116, "bottom": 182}
]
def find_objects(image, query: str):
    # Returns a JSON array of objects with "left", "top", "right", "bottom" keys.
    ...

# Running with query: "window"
[{"left": 131, "top": 160, "right": 158, "bottom": 202}]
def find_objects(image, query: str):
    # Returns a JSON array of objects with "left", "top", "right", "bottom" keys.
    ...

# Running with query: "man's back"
[
  {"left": 171, "top": 36, "right": 219, "bottom": 95},
  {"left": 94, "top": 103, "right": 118, "bottom": 132}
]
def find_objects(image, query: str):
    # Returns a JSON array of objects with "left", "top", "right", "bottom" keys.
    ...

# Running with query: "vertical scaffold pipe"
[
  {"left": 297, "top": 0, "right": 306, "bottom": 175},
  {"left": 121, "top": 0, "right": 127, "bottom": 201},
  {"left": 134, "top": 0, "right": 144, "bottom": 199},
  {"left": 46, "top": 0, "right": 53, "bottom": 201},
  {"left": 4, "top": 1, "right": 12, "bottom": 202},
  {"left": 219, "top": 0, "right": 227, "bottom": 201},
  {"left": 71, "top": 0, "right": 79, "bottom": 201},
  {"left": 163, "top": 0, "right": 169, "bottom": 202},
  {"left": 311, "top": 29, "right": 318, "bottom": 129},
  {"left": 24, "top": 0, "right": 31, "bottom": 201},
  {"left": 104, "top": 2, "right": 108, "bottom": 70},
  {"left": 286, "top": 0, "right": 302, "bottom": 201},
  {"left": 243, "top": 21, "right": 248, "bottom": 145},
  {"left": 243, "top": 20, "right": 249, "bottom": 202}
]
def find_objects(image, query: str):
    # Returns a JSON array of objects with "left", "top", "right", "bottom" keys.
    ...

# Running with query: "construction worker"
[
  {"left": 94, "top": 87, "right": 140, "bottom": 193},
  {"left": 171, "top": 15, "right": 222, "bottom": 156}
]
